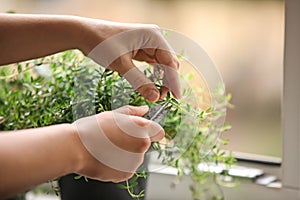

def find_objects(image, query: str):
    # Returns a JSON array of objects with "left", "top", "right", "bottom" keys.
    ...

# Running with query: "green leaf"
[
  {"left": 129, "top": 175, "right": 139, "bottom": 185},
  {"left": 129, "top": 181, "right": 138, "bottom": 188},
  {"left": 117, "top": 184, "right": 128, "bottom": 189},
  {"left": 0, "top": 50, "right": 235, "bottom": 199},
  {"left": 74, "top": 175, "right": 82, "bottom": 180},
  {"left": 138, "top": 190, "right": 145, "bottom": 196},
  {"left": 17, "top": 63, "right": 22, "bottom": 74}
]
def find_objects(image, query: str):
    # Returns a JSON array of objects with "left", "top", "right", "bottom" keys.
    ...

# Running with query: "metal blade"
[{"left": 143, "top": 102, "right": 171, "bottom": 123}]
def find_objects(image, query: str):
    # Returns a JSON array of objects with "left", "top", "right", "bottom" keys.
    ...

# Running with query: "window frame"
[
  {"left": 281, "top": 0, "right": 300, "bottom": 193},
  {"left": 224, "top": 0, "right": 300, "bottom": 196},
  {"left": 147, "top": 0, "right": 300, "bottom": 199},
  {"left": 220, "top": 0, "right": 300, "bottom": 197}
]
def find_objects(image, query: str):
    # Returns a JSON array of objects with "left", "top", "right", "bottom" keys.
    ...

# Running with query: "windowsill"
[
  {"left": 148, "top": 150, "right": 281, "bottom": 176},
  {"left": 230, "top": 151, "right": 282, "bottom": 179},
  {"left": 232, "top": 151, "right": 281, "bottom": 165},
  {"left": 147, "top": 152, "right": 285, "bottom": 200},
  {"left": 148, "top": 150, "right": 282, "bottom": 188}
]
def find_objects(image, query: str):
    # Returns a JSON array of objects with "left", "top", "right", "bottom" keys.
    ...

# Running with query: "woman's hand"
[
  {"left": 0, "top": 14, "right": 181, "bottom": 102},
  {"left": 0, "top": 105, "right": 164, "bottom": 197},
  {"left": 72, "top": 105, "right": 165, "bottom": 183},
  {"left": 79, "top": 19, "right": 181, "bottom": 102}
]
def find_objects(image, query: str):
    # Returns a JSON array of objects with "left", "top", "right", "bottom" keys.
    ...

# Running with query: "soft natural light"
[{"left": 0, "top": 0, "right": 284, "bottom": 158}]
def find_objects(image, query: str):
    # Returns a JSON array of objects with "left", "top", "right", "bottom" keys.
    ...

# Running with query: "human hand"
[
  {"left": 0, "top": 14, "right": 180, "bottom": 101},
  {"left": 80, "top": 19, "right": 181, "bottom": 102},
  {"left": 72, "top": 105, "right": 164, "bottom": 183}
]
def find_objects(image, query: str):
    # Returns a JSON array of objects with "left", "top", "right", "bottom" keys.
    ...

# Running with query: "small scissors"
[{"left": 143, "top": 102, "right": 172, "bottom": 123}]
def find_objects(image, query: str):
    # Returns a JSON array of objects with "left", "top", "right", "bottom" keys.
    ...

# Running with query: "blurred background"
[{"left": 0, "top": 0, "right": 284, "bottom": 158}]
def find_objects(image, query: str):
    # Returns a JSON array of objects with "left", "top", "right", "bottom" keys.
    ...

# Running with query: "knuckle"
[
  {"left": 143, "top": 24, "right": 161, "bottom": 36},
  {"left": 132, "top": 116, "right": 149, "bottom": 127},
  {"left": 149, "top": 24, "right": 160, "bottom": 30},
  {"left": 122, "top": 104, "right": 131, "bottom": 110},
  {"left": 136, "top": 138, "right": 151, "bottom": 153},
  {"left": 127, "top": 105, "right": 136, "bottom": 115},
  {"left": 120, "top": 105, "right": 135, "bottom": 115}
]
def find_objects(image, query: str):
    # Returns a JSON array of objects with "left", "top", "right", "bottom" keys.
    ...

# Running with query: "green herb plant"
[{"left": 0, "top": 50, "right": 236, "bottom": 200}]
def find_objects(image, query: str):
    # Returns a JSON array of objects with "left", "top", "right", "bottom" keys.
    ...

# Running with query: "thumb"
[
  {"left": 113, "top": 113, "right": 165, "bottom": 141},
  {"left": 149, "top": 121, "right": 165, "bottom": 142},
  {"left": 113, "top": 105, "right": 149, "bottom": 117}
]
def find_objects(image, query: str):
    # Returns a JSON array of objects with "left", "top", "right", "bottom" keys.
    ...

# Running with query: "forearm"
[
  {"left": 0, "top": 14, "right": 98, "bottom": 65},
  {"left": 0, "top": 124, "right": 82, "bottom": 198}
]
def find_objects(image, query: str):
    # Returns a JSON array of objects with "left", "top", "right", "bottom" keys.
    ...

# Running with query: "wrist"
[
  {"left": 64, "top": 123, "right": 87, "bottom": 174},
  {"left": 76, "top": 17, "right": 108, "bottom": 55}
]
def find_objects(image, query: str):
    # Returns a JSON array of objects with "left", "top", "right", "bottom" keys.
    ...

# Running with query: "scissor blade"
[{"left": 143, "top": 102, "right": 171, "bottom": 123}]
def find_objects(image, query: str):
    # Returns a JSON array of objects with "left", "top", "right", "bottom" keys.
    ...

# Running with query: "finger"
[
  {"left": 155, "top": 49, "right": 182, "bottom": 99},
  {"left": 108, "top": 54, "right": 133, "bottom": 75},
  {"left": 112, "top": 54, "right": 160, "bottom": 102},
  {"left": 136, "top": 83, "right": 160, "bottom": 102},
  {"left": 159, "top": 86, "right": 169, "bottom": 100},
  {"left": 143, "top": 48, "right": 156, "bottom": 58},
  {"left": 130, "top": 115, "right": 151, "bottom": 127},
  {"left": 163, "top": 64, "right": 182, "bottom": 99},
  {"left": 131, "top": 117, "right": 165, "bottom": 141},
  {"left": 149, "top": 121, "right": 165, "bottom": 142},
  {"left": 112, "top": 113, "right": 164, "bottom": 139},
  {"left": 113, "top": 105, "right": 149, "bottom": 117},
  {"left": 156, "top": 49, "right": 179, "bottom": 70},
  {"left": 133, "top": 49, "right": 157, "bottom": 63},
  {"left": 123, "top": 66, "right": 160, "bottom": 102}
]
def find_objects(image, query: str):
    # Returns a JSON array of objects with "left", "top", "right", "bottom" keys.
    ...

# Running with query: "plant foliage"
[{"left": 0, "top": 50, "right": 235, "bottom": 199}]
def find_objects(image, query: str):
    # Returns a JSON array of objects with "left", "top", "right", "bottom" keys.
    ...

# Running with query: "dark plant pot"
[
  {"left": 59, "top": 173, "right": 147, "bottom": 200},
  {"left": 5, "top": 194, "right": 26, "bottom": 200},
  {"left": 59, "top": 150, "right": 150, "bottom": 200}
]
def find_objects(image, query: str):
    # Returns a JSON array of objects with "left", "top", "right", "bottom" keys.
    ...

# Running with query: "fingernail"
[
  {"left": 146, "top": 89, "right": 159, "bottom": 102},
  {"left": 150, "top": 131, "right": 165, "bottom": 142}
]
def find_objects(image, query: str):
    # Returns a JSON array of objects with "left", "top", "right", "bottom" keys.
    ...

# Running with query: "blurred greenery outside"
[{"left": 0, "top": 0, "right": 284, "bottom": 157}]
